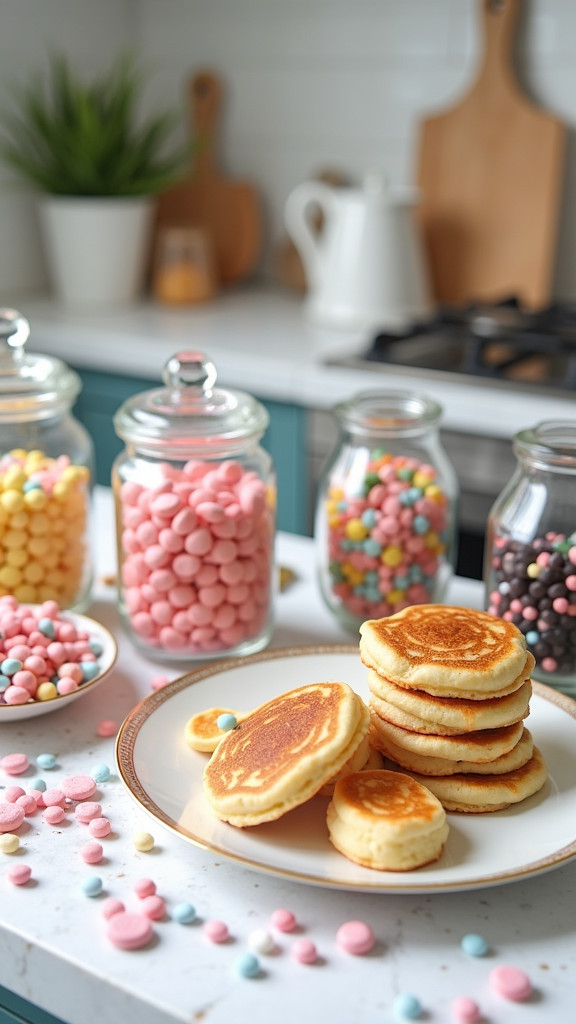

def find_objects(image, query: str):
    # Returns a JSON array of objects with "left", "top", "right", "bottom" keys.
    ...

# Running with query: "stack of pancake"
[{"left": 360, "top": 605, "right": 548, "bottom": 813}]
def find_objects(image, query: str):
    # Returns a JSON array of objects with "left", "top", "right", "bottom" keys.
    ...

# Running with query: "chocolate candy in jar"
[
  {"left": 484, "top": 420, "right": 576, "bottom": 698},
  {"left": 112, "top": 351, "right": 276, "bottom": 661},
  {"left": 315, "top": 389, "right": 459, "bottom": 632},
  {"left": 0, "top": 308, "right": 94, "bottom": 611}
]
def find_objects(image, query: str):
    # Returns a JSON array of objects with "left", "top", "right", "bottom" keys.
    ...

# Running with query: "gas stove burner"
[{"left": 365, "top": 298, "right": 576, "bottom": 389}]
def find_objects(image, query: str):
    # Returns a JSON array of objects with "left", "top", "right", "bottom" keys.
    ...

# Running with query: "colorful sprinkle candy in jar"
[
  {"left": 0, "top": 308, "right": 94, "bottom": 611},
  {"left": 315, "top": 390, "right": 458, "bottom": 632},
  {"left": 112, "top": 351, "right": 276, "bottom": 660},
  {"left": 485, "top": 420, "right": 576, "bottom": 698}
]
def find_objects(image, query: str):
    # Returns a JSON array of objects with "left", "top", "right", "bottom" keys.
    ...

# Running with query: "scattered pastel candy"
[
  {"left": 101, "top": 898, "right": 125, "bottom": 920},
  {"left": 172, "top": 902, "right": 196, "bottom": 925},
  {"left": 393, "top": 993, "right": 422, "bottom": 1019},
  {"left": 0, "top": 449, "right": 90, "bottom": 607},
  {"left": 75, "top": 802, "right": 102, "bottom": 824},
  {"left": 248, "top": 928, "right": 275, "bottom": 954},
  {"left": 43, "top": 805, "right": 65, "bottom": 825},
  {"left": 489, "top": 964, "right": 533, "bottom": 1002},
  {"left": 151, "top": 674, "right": 170, "bottom": 691},
  {"left": 81, "top": 875, "right": 103, "bottom": 897},
  {"left": 16, "top": 793, "right": 37, "bottom": 815},
  {"left": 117, "top": 459, "right": 274, "bottom": 655},
  {"left": 28, "top": 778, "right": 46, "bottom": 791},
  {"left": 134, "top": 877, "right": 157, "bottom": 899},
  {"left": 90, "top": 764, "right": 111, "bottom": 783},
  {"left": 235, "top": 952, "right": 260, "bottom": 978},
  {"left": 461, "top": 933, "right": 488, "bottom": 957},
  {"left": 61, "top": 775, "right": 97, "bottom": 801},
  {"left": 0, "top": 803, "right": 25, "bottom": 832},
  {"left": 217, "top": 712, "right": 237, "bottom": 731},
  {"left": 43, "top": 788, "right": 66, "bottom": 807},
  {"left": 133, "top": 830, "right": 155, "bottom": 852},
  {"left": 106, "top": 911, "right": 154, "bottom": 950},
  {"left": 203, "top": 919, "right": 229, "bottom": 943},
  {"left": 97, "top": 720, "right": 117, "bottom": 737},
  {"left": 7, "top": 862, "right": 31, "bottom": 886},
  {"left": 141, "top": 894, "right": 166, "bottom": 920},
  {"left": 270, "top": 908, "right": 296, "bottom": 932},
  {"left": 89, "top": 816, "right": 112, "bottom": 838},
  {"left": 80, "top": 841, "right": 104, "bottom": 864},
  {"left": 0, "top": 833, "right": 20, "bottom": 853},
  {"left": 291, "top": 938, "right": 318, "bottom": 964},
  {"left": 5, "top": 786, "right": 25, "bottom": 803},
  {"left": 0, "top": 752, "right": 29, "bottom": 775},
  {"left": 336, "top": 920, "right": 375, "bottom": 955},
  {"left": 451, "top": 996, "right": 481, "bottom": 1023},
  {"left": 36, "top": 753, "right": 57, "bottom": 770}
]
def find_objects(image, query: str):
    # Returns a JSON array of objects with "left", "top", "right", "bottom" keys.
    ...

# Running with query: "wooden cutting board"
[
  {"left": 153, "top": 71, "right": 262, "bottom": 285},
  {"left": 416, "top": 0, "right": 566, "bottom": 310}
]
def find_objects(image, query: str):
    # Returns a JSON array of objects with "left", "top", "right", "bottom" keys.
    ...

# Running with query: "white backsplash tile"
[{"left": 2, "top": 0, "right": 576, "bottom": 300}]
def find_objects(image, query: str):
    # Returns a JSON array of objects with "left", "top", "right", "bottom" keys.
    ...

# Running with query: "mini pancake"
[
  {"left": 368, "top": 712, "right": 524, "bottom": 763},
  {"left": 185, "top": 707, "right": 249, "bottom": 752},
  {"left": 203, "top": 682, "right": 370, "bottom": 827},
  {"left": 318, "top": 738, "right": 385, "bottom": 797},
  {"left": 359, "top": 606, "right": 528, "bottom": 697},
  {"left": 377, "top": 726, "right": 534, "bottom": 776},
  {"left": 326, "top": 769, "right": 449, "bottom": 871},
  {"left": 367, "top": 670, "right": 533, "bottom": 734},
  {"left": 395, "top": 746, "right": 548, "bottom": 813}
]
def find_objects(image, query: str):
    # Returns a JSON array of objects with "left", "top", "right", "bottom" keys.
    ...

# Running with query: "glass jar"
[
  {"left": 315, "top": 389, "right": 459, "bottom": 632},
  {"left": 484, "top": 420, "right": 576, "bottom": 697},
  {"left": 0, "top": 307, "right": 94, "bottom": 611},
  {"left": 112, "top": 351, "right": 276, "bottom": 661}
]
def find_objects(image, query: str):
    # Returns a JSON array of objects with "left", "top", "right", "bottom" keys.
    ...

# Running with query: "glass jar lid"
[
  {"left": 333, "top": 389, "right": 442, "bottom": 438},
  {"left": 0, "top": 308, "right": 82, "bottom": 423},
  {"left": 113, "top": 351, "right": 269, "bottom": 457}
]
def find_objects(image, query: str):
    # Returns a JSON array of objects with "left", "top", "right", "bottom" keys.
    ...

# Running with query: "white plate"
[
  {"left": 115, "top": 645, "right": 576, "bottom": 894},
  {"left": 0, "top": 608, "right": 118, "bottom": 721}
]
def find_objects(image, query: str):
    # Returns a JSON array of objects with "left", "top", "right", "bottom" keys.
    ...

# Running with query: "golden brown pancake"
[
  {"left": 185, "top": 707, "right": 249, "bottom": 752},
  {"left": 360, "top": 606, "right": 528, "bottom": 697},
  {"left": 369, "top": 711, "right": 524, "bottom": 763},
  {"left": 367, "top": 671, "right": 532, "bottom": 734},
  {"left": 203, "top": 682, "right": 370, "bottom": 826},
  {"left": 327, "top": 769, "right": 449, "bottom": 871},
  {"left": 395, "top": 746, "right": 548, "bottom": 813},
  {"left": 377, "top": 725, "right": 534, "bottom": 776}
]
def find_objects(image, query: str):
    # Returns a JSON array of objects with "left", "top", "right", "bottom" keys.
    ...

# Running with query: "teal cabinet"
[
  {"left": 71, "top": 367, "right": 310, "bottom": 536},
  {"left": 0, "top": 985, "right": 66, "bottom": 1024}
]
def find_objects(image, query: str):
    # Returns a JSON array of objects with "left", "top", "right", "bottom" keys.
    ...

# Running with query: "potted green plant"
[{"left": 0, "top": 53, "right": 189, "bottom": 308}]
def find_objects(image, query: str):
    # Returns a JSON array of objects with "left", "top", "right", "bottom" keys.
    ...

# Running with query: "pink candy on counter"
[{"left": 117, "top": 460, "right": 274, "bottom": 656}]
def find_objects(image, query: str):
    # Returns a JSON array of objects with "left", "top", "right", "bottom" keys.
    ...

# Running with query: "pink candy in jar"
[{"left": 112, "top": 352, "right": 276, "bottom": 660}]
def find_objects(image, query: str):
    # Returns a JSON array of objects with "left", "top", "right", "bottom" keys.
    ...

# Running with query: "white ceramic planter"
[{"left": 38, "top": 196, "right": 153, "bottom": 309}]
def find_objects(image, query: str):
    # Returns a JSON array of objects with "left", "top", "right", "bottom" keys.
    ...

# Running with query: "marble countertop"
[
  {"left": 19, "top": 284, "right": 576, "bottom": 441},
  {"left": 0, "top": 489, "right": 575, "bottom": 1024}
]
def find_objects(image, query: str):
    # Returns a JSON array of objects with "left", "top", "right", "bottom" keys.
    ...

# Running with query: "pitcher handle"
[{"left": 284, "top": 181, "right": 336, "bottom": 292}]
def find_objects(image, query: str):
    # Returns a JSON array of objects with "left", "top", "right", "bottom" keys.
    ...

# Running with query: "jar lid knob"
[
  {"left": 162, "top": 351, "right": 217, "bottom": 394},
  {"left": 0, "top": 308, "right": 30, "bottom": 367}
]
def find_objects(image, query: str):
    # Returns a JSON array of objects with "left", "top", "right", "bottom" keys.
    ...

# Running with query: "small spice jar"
[
  {"left": 315, "top": 389, "right": 459, "bottom": 632},
  {"left": 152, "top": 227, "right": 217, "bottom": 305},
  {"left": 0, "top": 307, "right": 94, "bottom": 610},
  {"left": 112, "top": 351, "right": 276, "bottom": 660},
  {"left": 484, "top": 420, "right": 576, "bottom": 697}
]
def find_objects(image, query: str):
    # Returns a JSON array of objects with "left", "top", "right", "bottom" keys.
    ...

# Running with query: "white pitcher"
[{"left": 284, "top": 172, "right": 433, "bottom": 332}]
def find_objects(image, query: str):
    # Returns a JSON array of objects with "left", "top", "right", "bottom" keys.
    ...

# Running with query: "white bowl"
[{"left": 0, "top": 608, "right": 118, "bottom": 721}]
